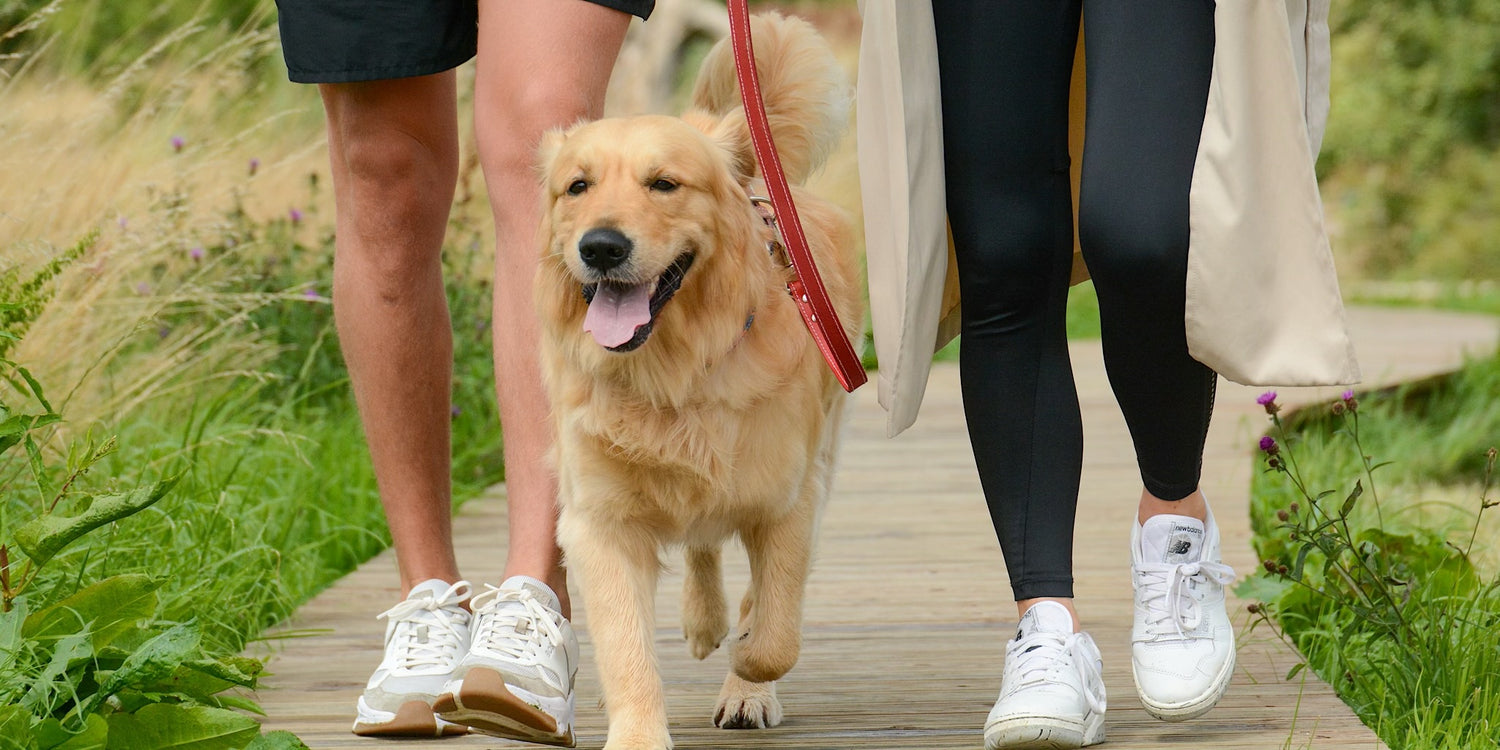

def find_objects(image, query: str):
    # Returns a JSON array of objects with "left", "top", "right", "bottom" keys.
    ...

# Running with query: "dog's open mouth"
[{"left": 581, "top": 253, "right": 695, "bottom": 352}]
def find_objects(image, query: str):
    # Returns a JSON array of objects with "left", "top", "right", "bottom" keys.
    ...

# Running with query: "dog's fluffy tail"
[{"left": 691, "top": 11, "right": 849, "bottom": 185}]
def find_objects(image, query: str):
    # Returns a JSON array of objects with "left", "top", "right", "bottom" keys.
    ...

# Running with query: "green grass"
[
  {"left": 1349, "top": 280, "right": 1500, "bottom": 318},
  {"left": 1242, "top": 352, "right": 1500, "bottom": 749}
]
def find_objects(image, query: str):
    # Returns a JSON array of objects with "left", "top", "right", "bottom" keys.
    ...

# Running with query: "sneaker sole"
[
  {"left": 352, "top": 699, "right": 468, "bottom": 737},
  {"left": 985, "top": 713, "right": 1105, "bottom": 749},
  {"left": 1134, "top": 648, "right": 1236, "bottom": 722},
  {"left": 433, "top": 667, "right": 576, "bottom": 748}
]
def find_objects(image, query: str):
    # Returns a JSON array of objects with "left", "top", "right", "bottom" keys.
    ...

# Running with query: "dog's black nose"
[{"left": 578, "top": 228, "right": 632, "bottom": 272}]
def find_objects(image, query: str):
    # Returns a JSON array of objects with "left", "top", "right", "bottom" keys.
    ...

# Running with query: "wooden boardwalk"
[{"left": 250, "top": 306, "right": 1498, "bottom": 749}]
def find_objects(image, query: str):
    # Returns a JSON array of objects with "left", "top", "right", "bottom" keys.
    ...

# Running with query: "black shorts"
[{"left": 276, "top": 0, "right": 656, "bottom": 84}]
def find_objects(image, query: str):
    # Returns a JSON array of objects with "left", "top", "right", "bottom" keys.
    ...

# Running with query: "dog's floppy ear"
[
  {"left": 710, "top": 111, "right": 757, "bottom": 187},
  {"left": 536, "top": 128, "right": 568, "bottom": 186}
]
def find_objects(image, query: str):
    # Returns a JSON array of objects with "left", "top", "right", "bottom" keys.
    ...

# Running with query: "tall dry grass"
[{"left": 0, "top": 6, "right": 333, "bottom": 429}]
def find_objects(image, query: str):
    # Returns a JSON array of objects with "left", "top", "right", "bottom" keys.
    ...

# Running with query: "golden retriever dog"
[{"left": 534, "top": 12, "right": 860, "bottom": 750}]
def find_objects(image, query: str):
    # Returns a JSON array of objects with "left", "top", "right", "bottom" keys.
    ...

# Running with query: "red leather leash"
[{"left": 727, "top": 0, "right": 867, "bottom": 393}]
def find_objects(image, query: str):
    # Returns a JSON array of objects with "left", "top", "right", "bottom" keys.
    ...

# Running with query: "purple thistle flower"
[
  {"left": 1257, "top": 390, "right": 1281, "bottom": 416},
  {"left": 1259, "top": 435, "right": 1280, "bottom": 455},
  {"left": 451, "top": 405, "right": 462, "bottom": 419},
  {"left": 248, "top": 158, "right": 260, "bottom": 176},
  {"left": 190, "top": 246, "right": 204, "bottom": 261},
  {"left": 158, "top": 324, "right": 172, "bottom": 339},
  {"left": 302, "top": 287, "right": 319, "bottom": 300},
  {"left": 1341, "top": 389, "right": 1355, "bottom": 402},
  {"left": 117, "top": 216, "right": 128, "bottom": 229},
  {"left": 171, "top": 135, "right": 185, "bottom": 153},
  {"left": 289, "top": 208, "right": 303, "bottom": 225},
  {"left": 135, "top": 282, "right": 150, "bottom": 295}
]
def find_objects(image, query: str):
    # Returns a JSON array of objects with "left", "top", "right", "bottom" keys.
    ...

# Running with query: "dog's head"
[{"left": 535, "top": 112, "right": 763, "bottom": 361}]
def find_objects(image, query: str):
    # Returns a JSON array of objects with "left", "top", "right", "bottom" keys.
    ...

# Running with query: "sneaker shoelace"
[
  {"left": 469, "top": 585, "right": 569, "bottom": 693},
  {"left": 1135, "top": 560, "right": 1236, "bottom": 637},
  {"left": 376, "top": 581, "right": 472, "bottom": 672},
  {"left": 1007, "top": 631, "right": 1108, "bottom": 716}
]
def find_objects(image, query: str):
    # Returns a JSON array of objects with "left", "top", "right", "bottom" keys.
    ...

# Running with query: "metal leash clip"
[{"left": 749, "top": 195, "right": 794, "bottom": 269}]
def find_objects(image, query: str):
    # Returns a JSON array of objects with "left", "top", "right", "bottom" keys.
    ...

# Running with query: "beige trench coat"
[{"left": 858, "top": 0, "right": 1361, "bottom": 437}]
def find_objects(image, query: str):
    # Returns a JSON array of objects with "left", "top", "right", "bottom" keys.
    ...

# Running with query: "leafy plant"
[
  {"left": 1240, "top": 389, "right": 1500, "bottom": 749},
  {"left": 0, "top": 359, "right": 306, "bottom": 749}
]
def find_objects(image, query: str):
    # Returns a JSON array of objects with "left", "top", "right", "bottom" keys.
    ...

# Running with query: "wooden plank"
[{"left": 246, "top": 306, "right": 1497, "bottom": 748}]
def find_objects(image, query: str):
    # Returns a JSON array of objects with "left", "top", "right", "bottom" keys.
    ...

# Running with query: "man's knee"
[
  {"left": 475, "top": 81, "right": 597, "bottom": 177},
  {"left": 336, "top": 130, "right": 455, "bottom": 242}
]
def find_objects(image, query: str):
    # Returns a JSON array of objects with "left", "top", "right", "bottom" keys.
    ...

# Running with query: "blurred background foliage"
[
  {"left": 4, "top": 0, "right": 1496, "bottom": 281},
  {"left": 1318, "top": 0, "right": 1500, "bottom": 280}
]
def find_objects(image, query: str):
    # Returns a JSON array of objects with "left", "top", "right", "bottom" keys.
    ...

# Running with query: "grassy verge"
[
  {"left": 1, "top": 10, "right": 502, "bottom": 747},
  {"left": 1239, "top": 351, "right": 1500, "bottom": 749}
]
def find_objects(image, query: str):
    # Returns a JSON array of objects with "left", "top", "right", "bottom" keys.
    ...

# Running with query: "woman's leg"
[
  {"left": 1077, "top": 0, "right": 1217, "bottom": 517},
  {"left": 931, "top": 0, "right": 1084, "bottom": 617},
  {"left": 1078, "top": 4, "right": 1234, "bottom": 723}
]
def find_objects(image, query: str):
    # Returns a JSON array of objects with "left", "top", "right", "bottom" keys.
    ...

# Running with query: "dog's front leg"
[
  {"left": 565, "top": 516, "right": 671, "bottom": 750},
  {"left": 732, "top": 498, "right": 816, "bottom": 684}
]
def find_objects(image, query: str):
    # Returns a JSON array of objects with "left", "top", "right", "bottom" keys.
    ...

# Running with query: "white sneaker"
[
  {"left": 984, "top": 601, "right": 1107, "bottom": 750},
  {"left": 352, "top": 579, "right": 473, "bottom": 737},
  {"left": 1131, "top": 508, "right": 1238, "bottom": 721},
  {"left": 434, "top": 575, "right": 579, "bottom": 747}
]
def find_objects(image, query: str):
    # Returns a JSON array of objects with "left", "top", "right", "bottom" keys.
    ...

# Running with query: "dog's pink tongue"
[{"left": 584, "top": 282, "right": 652, "bottom": 348}]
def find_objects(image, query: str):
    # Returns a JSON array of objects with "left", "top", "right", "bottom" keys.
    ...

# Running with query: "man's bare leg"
[
  {"left": 321, "top": 72, "right": 462, "bottom": 594},
  {"left": 473, "top": 0, "right": 633, "bottom": 618}
]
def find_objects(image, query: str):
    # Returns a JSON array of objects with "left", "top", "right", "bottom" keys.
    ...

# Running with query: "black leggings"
[{"left": 932, "top": 0, "right": 1219, "bottom": 600}]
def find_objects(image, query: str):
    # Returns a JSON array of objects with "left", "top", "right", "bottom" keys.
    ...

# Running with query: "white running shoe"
[
  {"left": 984, "top": 600, "right": 1107, "bottom": 750},
  {"left": 434, "top": 575, "right": 579, "bottom": 748},
  {"left": 1131, "top": 508, "right": 1238, "bottom": 721},
  {"left": 352, "top": 578, "right": 473, "bottom": 737}
]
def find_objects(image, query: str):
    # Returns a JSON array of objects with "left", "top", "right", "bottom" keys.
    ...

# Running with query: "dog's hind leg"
[
  {"left": 564, "top": 519, "right": 672, "bottom": 750},
  {"left": 682, "top": 545, "right": 729, "bottom": 660},
  {"left": 713, "top": 672, "right": 784, "bottom": 730},
  {"left": 731, "top": 496, "right": 816, "bottom": 684}
]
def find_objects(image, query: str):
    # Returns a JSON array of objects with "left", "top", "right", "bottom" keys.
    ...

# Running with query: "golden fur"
[{"left": 534, "top": 13, "right": 860, "bottom": 750}]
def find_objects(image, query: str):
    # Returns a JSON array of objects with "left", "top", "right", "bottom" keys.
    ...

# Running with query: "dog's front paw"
[
  {"left": 682, "top": 548, "right": 728, "bottom": 660},
  {"left": 731, "top": 627, "right": 800, "bottom": 684},
  {"left": 603, "top": 724, "right": 673, "bottom": 750},
  {"left": 683, "top": 610, "right": 729, "bottom": 661},
  {"left": 713, "top": 672, "right": 783, "bottom": 729}
]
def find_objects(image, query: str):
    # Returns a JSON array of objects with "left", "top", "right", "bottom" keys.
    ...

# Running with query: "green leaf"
[
  {"left": 26, "top": 434, "right": 50, "bottom": 502},
  {"left": 243, "top": 731, "right": 310, "bottom": 750},
  {"left": 1234, "top": 571, "right": 1293, "bottom": 604},
  {"left": 104, "top": 704, "right": 258, "bottom": 750},
  {"left": 139, "top": 658, "right": 263, "bottom": 705},
  {"left": 82, "top": 622, "right": 201, "bottom": 716},
  {"left": 1340, "top": 480, "right": 1364, "bottom": 518},
  {"left": 0, "top": 598, "right": 28, "bottom": 672},
  {"left": 22, "top": 632, "right": 92, "bottom": 714},
  {"left": 24, "top": 574, "right": 163, "bottom": 647},
  {"left": 1285, "top": 662, "right": 1306, "bottom": 681},
  {"left": 0, "top": 704, "right": 38, "bottom": 750},
  {"left": 13, "top": 478, "right": 179, "bottom": 568},
  {"left": 13, "top": 366, "right": 53, "bottom": 414},
  {"left": 0, "top": 413, "right": 61, "bottom": 456},
  {"left": 1292, "top": 543, "right": 1316, "bottom": 581},
  {"left": 205, "top": 694, "right": 265, "bottom": 716},
  {"left": 34, "top": 715, "right": 107, "bottom": 750},
  {"left": 183, "top": 657, "right": 263, "bottom": 688}
]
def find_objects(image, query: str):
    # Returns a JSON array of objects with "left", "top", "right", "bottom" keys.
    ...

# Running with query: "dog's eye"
[
  {"left": 649, "top": 178, "right": 679, "bottom": 193},
  {"left": 567, "top": 180, "right": 589, "bottom": 196}
]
